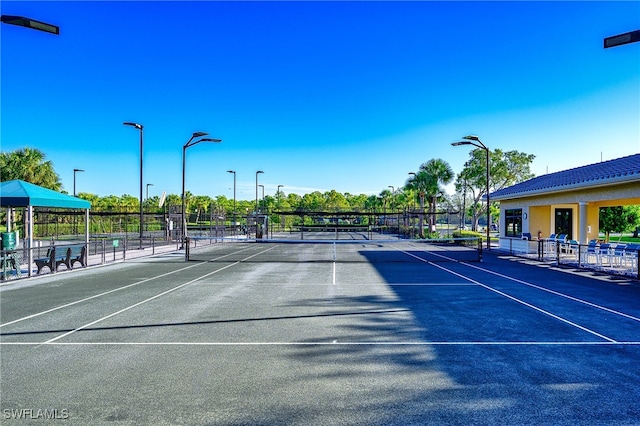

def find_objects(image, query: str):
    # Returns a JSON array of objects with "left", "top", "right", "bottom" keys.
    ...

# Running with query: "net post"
[
  {"left": 636, "top": 247, "right": 639, "bottom": 281},
  {"left": 184, "top": 237, "right": 190, "bottom": 262},
  {"left": 478, "top": 238, "right": 483, "bottom": 262},
  {"left": 537, "top": 239, "right": 543, "bottom": 261}
]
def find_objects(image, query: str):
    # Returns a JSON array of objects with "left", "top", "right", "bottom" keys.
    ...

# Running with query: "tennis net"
[{"left": 186, "top": 237, "right": 481, "bottom": 263}]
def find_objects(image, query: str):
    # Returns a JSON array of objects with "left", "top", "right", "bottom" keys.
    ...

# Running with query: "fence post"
[{"left": 537, "top": 239, "right": 543, "bottom": 261}]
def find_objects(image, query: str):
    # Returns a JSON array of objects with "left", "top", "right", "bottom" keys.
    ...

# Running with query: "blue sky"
[{"left": 2, "top": 1, "right": 639, "bottom": 201}]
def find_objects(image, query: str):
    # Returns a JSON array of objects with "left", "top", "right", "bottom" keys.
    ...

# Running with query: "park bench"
[
  {"left": 35, "top": 245, "right": 87, "bottom": 274},
  {"left": 58, "top": 245, "right": 87, "bottom": 270},
  {"left": 35, "top": 247, "right": 64, "bottom": 273}
]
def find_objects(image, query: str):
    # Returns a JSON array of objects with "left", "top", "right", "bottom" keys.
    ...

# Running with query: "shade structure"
[
  {"left": 1, "top": 180, "right": 91, "bottom": 209},
  {"left": 1, "top": 180, "right": 91, "bottom": 277}
]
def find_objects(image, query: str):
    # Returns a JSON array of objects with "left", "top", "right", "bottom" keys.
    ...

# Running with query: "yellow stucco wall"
[{"left": 498, "top": 181, "right": 640, "bottom": 243}]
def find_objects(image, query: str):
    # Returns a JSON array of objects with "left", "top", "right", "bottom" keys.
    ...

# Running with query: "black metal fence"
[
  {"left": 498, "top": 237, "right": 640, "bottom": 279},
  {"left": 0, "top": 236, "right": 183, "bottom": 282}
]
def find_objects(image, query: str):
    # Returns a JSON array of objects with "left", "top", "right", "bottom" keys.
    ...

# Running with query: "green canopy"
[{"left": 0, "top": 180, "right": 91, "bottom": 209}]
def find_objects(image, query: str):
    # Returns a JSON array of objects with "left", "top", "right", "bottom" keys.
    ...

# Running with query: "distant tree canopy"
[
  {"left": 600, "top": 206, "right": 640, "bottom": 241},
  {"left": 454, "top": 148, "right": 536, "bottom": 231},
  {"left": 0, "top": 147, "right": 62, "bottom": 190}
]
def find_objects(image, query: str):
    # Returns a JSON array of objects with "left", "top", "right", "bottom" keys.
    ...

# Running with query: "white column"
[
  {"left": 579, "top": 202, "right": 588, "bottom": 245},
  {"left": 85, "top": 209, "right": 90, "bottom": 244},
  {"left": 27, "top": 206, "right": 34, "bottom": 277}
]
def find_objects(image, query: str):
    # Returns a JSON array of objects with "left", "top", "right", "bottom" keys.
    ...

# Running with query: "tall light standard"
[
  {"left": 73, "top": 168, "right": 84, "bottom": 196},
  {"left": 146, "top": 183, "right": 154, "bottom": 200},
  {"left": 255, "top": 171, "right": 264, "bottom": 214},
  {"left": 227, "top": 170, "right": 236, "bottom": 235},
  {"left": 452, "top": 135, "right": 490, "bottom": 249},
  {"left": 277, "top": 184, "right": 284, "bottom": 231},
  {"left": 408, "top": 173, "right": 417, "bottom": 238},
  {"left": 123, "top": 122, "right": 144, "bottom": 246},
  {"left": 255, "top": 171, "right": 264, "bottom": 239},
  {"left": 182, "top": 133, "right": 222, "bottom": 245},
  {"left": 389, "top": 186, "right": 396, "bottom": 235},
  {"left": 1, "top": 15, "right": 59, "bottom": 34},
  {"left": 258, "top": 184, "right": 265, "bottom": 211},
  {"left": 72, "top": 168, "right": 84, "bottom": 236}
]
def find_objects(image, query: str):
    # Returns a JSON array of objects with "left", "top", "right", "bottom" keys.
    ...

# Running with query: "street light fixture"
[
  {"left": 182, "top": 133, "right": 222, "bottom": 245},
  {"left": 123, "top": 122, "right": 144, "bottom": 247},
  {"left": 73, "top": 168, "right": 84, "bottom": 196},
  {"left": 146, "top": 183, "right": 154, "bottom": 200},
  {"left": 1, "top": 15, "right": 59, "bottom": 35},
  {"left": 452, "top": 135, "right": 491, "bottom": 250},
  {"left": 227, "top": 170, "right": 236, "bottom": 235},
  {"left": 255, "top": 171, "right": 264, "bottom": 213},
  {"left": 259, "top": 184, "right": 265, "bottom": 212},
  {"left": 277, "top": 184, "right": 284, "bottom": 232},
  {"left": 254, "top": 171, "right": 264, "bottom": 239}
]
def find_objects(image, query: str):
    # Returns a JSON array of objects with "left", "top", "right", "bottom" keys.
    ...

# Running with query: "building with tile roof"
[{"left": 491, "top": 153, "right": 640, "bottom": 249}]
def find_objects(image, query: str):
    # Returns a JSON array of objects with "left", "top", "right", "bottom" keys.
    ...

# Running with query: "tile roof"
[{"left": 491, "top": 153, "right": 640, "bottom": 200}]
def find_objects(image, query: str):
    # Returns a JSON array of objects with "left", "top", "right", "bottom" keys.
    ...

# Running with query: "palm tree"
[
  {"left": 406, "top": 158, "right": 454, "bottom": 237},
  {"left": 0, "top": 147, "right": 62, "bottom": 190},
  {"left": 420, "top": 158, "right": 454, "bottom": 233},
  {"left": 405, "top": 171, "right": 431, "bottom": 237}
]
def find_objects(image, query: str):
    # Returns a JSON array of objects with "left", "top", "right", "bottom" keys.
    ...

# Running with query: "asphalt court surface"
[{"left": 2, "top": 236, "right": 640, "bottom": 424}]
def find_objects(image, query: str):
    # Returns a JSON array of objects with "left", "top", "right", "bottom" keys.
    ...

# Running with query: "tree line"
[{"left": 0, "top": 145, "right": 583, "bottom": 237}]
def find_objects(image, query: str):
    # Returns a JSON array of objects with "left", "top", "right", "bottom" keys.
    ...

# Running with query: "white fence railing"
[{"left": 498, "top": 237, "right": 639, "bottom": 279}]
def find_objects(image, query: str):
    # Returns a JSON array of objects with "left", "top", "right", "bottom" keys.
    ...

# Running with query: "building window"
[{"left": 505, "top": 209, "right": 522, "bottom": 237}]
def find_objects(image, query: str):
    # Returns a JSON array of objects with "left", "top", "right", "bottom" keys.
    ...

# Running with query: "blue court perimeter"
[{"left": 2, "top": 236, "right": 640, "bottom": 424}]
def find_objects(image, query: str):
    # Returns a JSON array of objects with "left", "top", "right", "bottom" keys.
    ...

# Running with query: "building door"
[{"left": 555, "top": 208, "right": 573, "bottom": 239}]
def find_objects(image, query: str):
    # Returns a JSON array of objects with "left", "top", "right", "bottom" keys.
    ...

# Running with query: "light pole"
[
  {"left": 1, "top": 15, "right": 59, "bottom": 34},
  {"left": 452, "top": 135, "right": 490, "bottom": 249},
  {"left": 123, "top": 122, "right": 144, "bottom": 247},
  {"left": 227, "top": 170, "right": 236, "bottom": 235},
  {"left": 72, "top": 168, "right": 84, "bottom": 236},
  {"left": 408, "top": 172, "right": 417, "bottom": 238},
  {"left": 259, "top": 184, "right": 265, "bottom": 211},
  {"left": 182, "top": 133, "right": 222, "bottom": 245},
  {"left": 277, "top": 184, "right": 284, "bottom": 231},
  {"left": 255, "top": 171, "right": 264, "bottom": 239},
  {"left": 255, "top": 171, "right": 264, "bottom": 214},
  {"left": 146, "top": 183, "right": 154, "bottom": 200},
  {"left": 73, "top": 168, "right": 84, "bottom": 196}
]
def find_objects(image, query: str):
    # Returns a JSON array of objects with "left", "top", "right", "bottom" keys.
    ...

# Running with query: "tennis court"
[{"left": 2, "top": 233, "right": 640, "bottom": 424}]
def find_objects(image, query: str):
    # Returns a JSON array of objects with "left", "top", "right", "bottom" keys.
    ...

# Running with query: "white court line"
[
  {"left": 3, "top": 341, "right": 640, "bottom": 346},
  {"left": 43, "top": 245, "right": 279, "bottom": 344},
  {"left": 0, "top": 262, "right": 203, "bottom": 328},
  {"left": 333, "top": 242, "right": 336, "bottom": 285},
  {"left": 416, "top": 247, "right": 640, "bottom": 324},
  {"left": 399, "top": 249, "right": 618, "bottom": 343},
  {"left": 460, "top": 261, "right": 640, "bottom": 323},
  {"left": 0, "top": 244, "right": 259, "bottom": 329}
]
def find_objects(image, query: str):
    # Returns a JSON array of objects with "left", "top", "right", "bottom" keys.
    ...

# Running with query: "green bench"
[
  {"left": 35, "top": 245, "right": 87, "bottom": 274},
  {"left": 59, "top": 245, "right": 87, "bottom": 270}
]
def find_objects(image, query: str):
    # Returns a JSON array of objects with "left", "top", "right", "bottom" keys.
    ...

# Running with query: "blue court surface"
[{"left": 1, "top": 238, "right": 640, "bottom": 425}]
